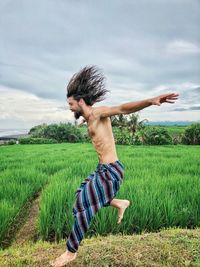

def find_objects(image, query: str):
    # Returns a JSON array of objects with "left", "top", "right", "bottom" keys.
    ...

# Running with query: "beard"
[{"left": 74, "top": 110, "right": 82, "bottom": 120}]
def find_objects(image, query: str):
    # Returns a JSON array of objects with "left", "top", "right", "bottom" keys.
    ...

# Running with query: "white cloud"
[
  {"left": 0, "top": 86, "right": 74, "bottom": 129},
  {"left": 151, "top": 82, "right": 199, "bottom": 94},
  {"left": 140, "top": 109, "right": 200, "bottom": 122},
  {"left": 166, "top": 40, "right": 200, "bottom": 55},
  {"left": 133, "top": 82, "right": 200, "bottom": 122}
]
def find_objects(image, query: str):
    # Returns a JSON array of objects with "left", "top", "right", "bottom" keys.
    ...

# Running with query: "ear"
[{"left": 79, "top": 98, "right": 85, "bottom": 105}]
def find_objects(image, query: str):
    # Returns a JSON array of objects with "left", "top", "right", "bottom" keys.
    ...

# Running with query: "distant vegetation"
[
  {"left": 18, "top": 122, "right": 90, "bottom": 144},
  {"left": 181, "top": 122, "right": 200, "bottom": 145},
  {"left": 13, "top": 113, "right": 200, "bottom": 146}
]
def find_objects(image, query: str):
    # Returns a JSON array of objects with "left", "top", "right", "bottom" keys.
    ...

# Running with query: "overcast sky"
[{"left": 0, "top": 0, "right": 200, "bottom": 130}]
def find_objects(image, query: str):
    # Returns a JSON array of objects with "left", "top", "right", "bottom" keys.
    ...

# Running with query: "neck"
[{"left": 81, "top": 106, "right": 93, "bottom": 122}]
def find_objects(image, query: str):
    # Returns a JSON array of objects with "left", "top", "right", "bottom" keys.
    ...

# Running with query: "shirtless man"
[{"left": 50, "top": 65, "right": 179, "bottom": 267}]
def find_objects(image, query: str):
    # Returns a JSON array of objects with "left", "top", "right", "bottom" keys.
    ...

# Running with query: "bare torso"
[{"left": 86, "top": 107, "right": 118, "bottom": 164}]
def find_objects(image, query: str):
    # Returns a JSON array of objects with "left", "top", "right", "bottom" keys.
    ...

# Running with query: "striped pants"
[{"left": 66, "top": 159, "right": 125, "bottom": 253}]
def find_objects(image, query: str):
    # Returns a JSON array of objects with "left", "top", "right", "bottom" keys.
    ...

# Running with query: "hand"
[
  {"left": 78, "top": 118, "right": 86, "bottom": 127},
  {"left": 151, "top": 93, "right": 179, "bottom": 106}
]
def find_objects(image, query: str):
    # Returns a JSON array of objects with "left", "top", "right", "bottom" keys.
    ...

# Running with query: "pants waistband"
[{"left": 96, "top": 160, "right": 124, "bottom": 171}]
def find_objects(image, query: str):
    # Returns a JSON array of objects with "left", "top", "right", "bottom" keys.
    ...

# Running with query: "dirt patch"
[
  {"left": 11, "top": 192, "right": 42, "bottom": 247},
  {"left": 1, "top": 185, "right": 47, "bottom": 249}
]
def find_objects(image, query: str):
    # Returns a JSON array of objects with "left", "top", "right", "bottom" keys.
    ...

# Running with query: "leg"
[
  {"left": 110, "top": 198, "right": 131, "bottom": 224},
  {"left": 50, "top": 179, "right": 101, "bottom": 267},
  {"left": 50, "top": 206, "right": 98, "bottom": 267},
  {"left": 66, "top": 206, "right": 97, "bottom": 252}
]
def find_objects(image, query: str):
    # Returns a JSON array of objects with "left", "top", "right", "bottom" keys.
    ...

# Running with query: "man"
[{"left": 50, "top": 65, "right": 179, "bottom": 266}]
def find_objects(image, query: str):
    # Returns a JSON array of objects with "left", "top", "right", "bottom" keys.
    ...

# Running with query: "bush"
[
  {"left": 28, "top": 123, "right": 47, "bottom": 137},
  {"left": 28, "top": 122, "right": 85, "bottom": 143},
  {"left": 181, "top": 123, "right": 200, "bottom": 145},
  {"left": 51, "top": 123, "right": 83, "bottom": 143},
  {"left": 172, "top": 135, "right": 182, "bottom": 145},
  {"left": 113, "top": 127, "right": 132, "bottom": 145},
  {"left": 132, "top": 132, "right": 143, "bottom": 145},
  {"left": 7, "top": 140, "right": 16, "bottom": 145},
  {"left": 19, "top": 137, "right": 58, "bottom": 144},
  {"left": 139, "top": 127, "right": 172, "bottom": 145},
  {"left": 82, "top": 132, "right": 91, "bottom": 143}
]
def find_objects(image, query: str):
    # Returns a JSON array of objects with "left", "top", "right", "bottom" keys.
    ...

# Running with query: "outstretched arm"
[{"left": 95, "top": 93, "right": 179, "bottom": 118}]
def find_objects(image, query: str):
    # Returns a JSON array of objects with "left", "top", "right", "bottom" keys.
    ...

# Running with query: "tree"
[
  {"left": 111, "top": 113, "right": 149, "bottom": 145},
  {"left": 28, "top": 122, "right": 85, "bottom": 143},
  {"left": 126, "top": 113, "right": 148, "bottom": 139},
  {"left": 111, "top": 114, "right": 128, "bottom": 129},
  {"left": 28, "top": 123, "right": 47, "bottom": 137}
]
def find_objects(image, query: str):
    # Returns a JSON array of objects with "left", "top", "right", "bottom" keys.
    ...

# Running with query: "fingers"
[
  {"left": 167, "top": 97, "right": 178, "bottom": 100},
  {"left": 167, "top": 96, "right": 178, "bottom": 100},
  {"left": 165, "top": 100, "right": 175, "bottom": 103},
  {"left": 165, "top": 94, "right": 178, "bottom": 102},
  {"left": 162, "top": 93, "right": 179, "bottom": 98},
  {"left": 168, "top": 93, "right": 179, "bottom": 96}
]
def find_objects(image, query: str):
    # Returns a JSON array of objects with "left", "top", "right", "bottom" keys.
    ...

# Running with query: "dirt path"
[
  {"left": 1, "top": 184, "right": 47, "bottom": 249},
  {"left": 11, "top": 191, "right": 42, "bottom": 247}
]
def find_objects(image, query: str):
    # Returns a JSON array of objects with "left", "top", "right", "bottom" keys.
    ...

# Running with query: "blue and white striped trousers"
[{"left": 66, "top": 159, "right": 125, "bottom": 253}]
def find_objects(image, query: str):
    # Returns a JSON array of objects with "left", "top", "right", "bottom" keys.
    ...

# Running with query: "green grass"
[
  {"left": 0, "top": 165, "right": 48, "bottom": 245},
  {"left": 0, "top": 143, "right": 199, "bottom": 248},
  {"left": 0, "top": 227, "right": 199, "bottom": 266}
]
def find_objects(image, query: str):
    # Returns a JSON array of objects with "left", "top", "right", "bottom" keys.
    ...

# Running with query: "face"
[{"left": 68, "top": 96, "right": 82, "bottom": 120}]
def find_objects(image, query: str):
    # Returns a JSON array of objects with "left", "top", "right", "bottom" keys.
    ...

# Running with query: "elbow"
[{"left": 119, "top": 105, "right": 129, "bottom": 115}]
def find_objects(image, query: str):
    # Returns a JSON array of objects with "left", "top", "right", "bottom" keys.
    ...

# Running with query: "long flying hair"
[{"left": 66, "top": 65, "right": 110, "bottom": 105}]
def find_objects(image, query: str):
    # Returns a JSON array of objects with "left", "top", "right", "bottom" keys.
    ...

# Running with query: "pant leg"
[
  {"left": 66, "top": 174, "right": 103, "bottom": 253},
  {"left": 66, "top": 207, "right": 92, "bottom": 252},
  {"left": 66, "top": 162, "right": 124, "bottom": 253}
]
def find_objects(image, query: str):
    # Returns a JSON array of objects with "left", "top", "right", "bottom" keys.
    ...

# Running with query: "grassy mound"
[{"left": 0, "top": 227, "right": 199, "bottom": 266}]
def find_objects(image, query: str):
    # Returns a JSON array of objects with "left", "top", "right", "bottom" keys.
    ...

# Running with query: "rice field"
[
  {"left": 0, "top": 143, "right": 199, "bottom": 248},
  {"left": 152, "top": 125, "right": 186, "bottom": 136}
]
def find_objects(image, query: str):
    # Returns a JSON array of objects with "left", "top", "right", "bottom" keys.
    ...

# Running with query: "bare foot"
[
  {"left": 117, "top": 200, "right": 130, "bottom": 224},
  {"left": 49, "top": 250, "right": 77, "bottom": 267}
]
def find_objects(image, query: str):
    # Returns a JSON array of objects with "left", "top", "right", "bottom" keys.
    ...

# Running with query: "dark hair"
[{"left": 66, "top": 65, "right": 110, "bottom": 105}]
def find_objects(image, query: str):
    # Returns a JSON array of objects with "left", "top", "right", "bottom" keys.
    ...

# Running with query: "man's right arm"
[
  {"left": 94, "top": 93, "right": 178, "bottom": 119},
  {"left": 94, "top": 98, "right": 153, "bottom": 119},
  {"left": 120, "top": 98, "right": 153, "bottom": 114}
]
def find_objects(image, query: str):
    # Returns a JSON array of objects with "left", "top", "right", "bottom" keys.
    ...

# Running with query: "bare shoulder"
[
  {"left": 92, "top": 106, "right": 108, "bottom": 119},
  {"left": 92, "top": 105, "right": 123, "bottom": 119}
]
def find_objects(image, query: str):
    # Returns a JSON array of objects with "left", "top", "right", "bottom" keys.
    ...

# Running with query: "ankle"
[{"left": 66, "top": 249, "right": 77, "bottom": 255}]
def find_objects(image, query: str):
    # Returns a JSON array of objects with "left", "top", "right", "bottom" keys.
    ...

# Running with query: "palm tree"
[
  {"left": 111, "top": 114, "right": 128, "bottom": 129},
  {"left": 126, "top": 113, "right": 148, "bottom": 138}
]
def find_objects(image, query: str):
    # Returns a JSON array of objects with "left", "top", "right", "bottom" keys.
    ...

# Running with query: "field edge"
[{"left": 0, "top": 227, "right": 199, "bottom": 266}]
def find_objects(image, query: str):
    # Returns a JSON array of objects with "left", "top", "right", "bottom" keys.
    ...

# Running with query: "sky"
[{"left": 0, "top": 0, "right": 200, "bottom": 131}]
